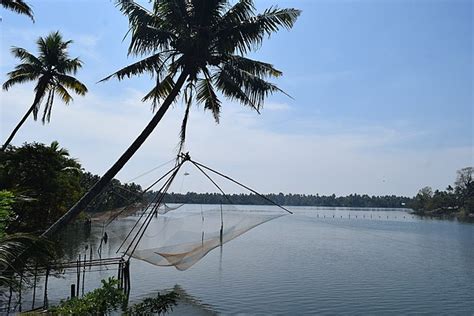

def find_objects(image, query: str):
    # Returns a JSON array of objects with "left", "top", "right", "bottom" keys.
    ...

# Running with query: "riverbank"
[{"left": 411, "top": 208, "right": 474, "bottom": 223}]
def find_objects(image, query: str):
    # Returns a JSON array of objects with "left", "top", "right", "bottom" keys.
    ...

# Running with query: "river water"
[{"left": 8, "top": 205, "right": 474, "bottom": 314}]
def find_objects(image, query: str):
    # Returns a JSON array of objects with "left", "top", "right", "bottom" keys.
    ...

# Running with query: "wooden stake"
[
  {"left": 32, "top": 263, "right": 38, "bottom": 309},
  {"left": 43, "top": 267, "right": 50, "bottom": 308}
]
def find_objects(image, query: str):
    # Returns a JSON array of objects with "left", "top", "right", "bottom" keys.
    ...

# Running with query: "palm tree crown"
[
  {"left": 3, "top": 31, "right": 88, "bottom": 123},
  {"left": 1, "top": 0, "right": 34, "bottom": 21},
  {"left": 2, "top": 31, "right": 88, "bottom": 151},
  {"left": 104, "top": 0, "right": 300, "bottom": 147}
]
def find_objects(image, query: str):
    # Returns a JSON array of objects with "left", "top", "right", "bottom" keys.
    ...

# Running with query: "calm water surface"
[{"left": 14, "top": 205, "right": 474, "bottom": 314}]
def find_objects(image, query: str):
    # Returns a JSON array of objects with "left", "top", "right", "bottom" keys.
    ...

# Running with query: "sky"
[{"left": 0, "top": 0, "right": 472, "bottom": 197}]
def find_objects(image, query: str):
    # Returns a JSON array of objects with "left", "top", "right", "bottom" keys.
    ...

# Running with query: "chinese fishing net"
[
  {"left": 114, "top": 157, "right": 290, "bottom": 271},
  {"left": 123, "top": 204, "right": 283, "bottom": 270}
]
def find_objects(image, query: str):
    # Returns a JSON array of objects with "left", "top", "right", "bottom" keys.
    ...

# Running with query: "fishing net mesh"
[
  {"left": 122, "top": 205, "right": 284, "bottom": 270},
  {"left": 100, "top": 158, "right": 288, "bottom": 271}
]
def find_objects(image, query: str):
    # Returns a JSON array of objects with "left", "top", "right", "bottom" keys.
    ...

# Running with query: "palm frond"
[
  {"left": 215, "top": 66, "right": 259, "bottom": 112},
  {"left": 196, "top": 72, "right": 221, "bottom": 123},
  {"left": 31, "top": 76, "right": 51, "bottom": 120},
  {"left": 57, "top": 57, "right": 83, "bottom": 75},
  {"left": 154, "top": 0, "right": 190, "bottom": 34},
  {"left": 117, "top": 0, "right": 176, "bottom": 56},
  {"left": 142, "top": 74, "right": 176, "bottom": 110},
  {"left": 217, "top": 0, "right": 254, "bottom": 30},
  {"left": 54, "top": 84, "right": 73, "bottom": 105},
  {"left": 226, "top": 55, "right": 282, "bottom": 78},
  {"left": 100, "top": 52, "right": 168, "bottom": 82},
  {"left": 42, "top": 89, "right": 55, "bottom": 123},
  {"left": 178, "top": 93, "right": 192, "bottom": 153},
  {"left": 10, "top": 47, "right": 42, "bottom": 66},
  {"left": 0, "top": 233, "right": 55, "bottom": 286},
  {"left": 216, "top": 6, "right": 301, "bottom": 54},
  {"left": 55, "top": 74, "right": 88, "bottom": 96},
  {"left": 229, "top": 64, "right": 284, "bottom": 108},
  {"left": 2, "top": 71, "right": 39, "bottom": 90},
  {"left": 0, "top": 0, "right": 34, "bottom": 21}
]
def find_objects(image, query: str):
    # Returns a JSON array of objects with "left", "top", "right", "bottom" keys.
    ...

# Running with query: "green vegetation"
[
  {"left": 124, "top": 292, "right": 178, "bottom": 315},
  {"left": 410, "top": 167, "right": 473, "bottom": 219},
  {"left": 0, "top": 142, "right": 83, "bottom": 232},
  {"left": 1, "top": 31, "right": 87, "bottom": 151},
  {"left": 49, "top": 278, "right": 127, "bottom": 315},
  {"left": 157, "top": 192, "right": 412, "bottom": 208},
  {"left": 0, "top": 141, "right": 143, "bottom": 233},
  {"left": 49, "top": 277, "right": 178, "bottom": 315},
  {"left": 0, "top": 190, "right": 14, "bottom": 237},
  {"left": 0, "top": 189, "right": 56, "bottom": 287}
]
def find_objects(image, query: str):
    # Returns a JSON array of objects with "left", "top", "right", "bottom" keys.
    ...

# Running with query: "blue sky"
[{"left": 0, "top": 0, "right": 472, "bottom": 196}]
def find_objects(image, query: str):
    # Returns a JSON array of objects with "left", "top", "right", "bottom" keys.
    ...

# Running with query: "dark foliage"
[
  {"left": 410, "top": 167, "right": 473, "bottom": 218},
  {"left": 0, "top": 142, "right": 143, "bottom": 233},
  {"left": 0, "top": 142, "right": 83, "bottom": 232}
]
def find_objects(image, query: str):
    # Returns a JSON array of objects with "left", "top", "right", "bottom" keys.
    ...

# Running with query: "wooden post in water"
[
  {"left": 7, "top": 282, "right": 13, "bottom": 313},
  {"left": 71, "top": 284, "right": 76, "bottom": 298},
  {"left": 32, "top": 263, "right": 38, "bottom": 309},
  {"left": 76, "top": 255, "right": 81, "bottom": 297},
  {"left": 220, "top": 204, "right": 223, "bottom": 245},
  {"left": 43, "top": 267, "right": 50, "bottom": 308},
  {"left": 18, "top": 272, "right": 23, "bottom": 312},
  {"left": 123, "top": 260, "right": 131, "bottom": 297},
  {"left": 89, "top": 244, "right": 93, "bottom": 270},
  {"left": 118, "top": 260, "right": 122, "bottom": 290},
  {"left": 82, "top": 254, "right": 87, "bottom": 296}
]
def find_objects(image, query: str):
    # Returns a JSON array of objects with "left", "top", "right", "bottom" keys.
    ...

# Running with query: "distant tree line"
[
  {"left": 143, "top": 191, "right": 413, "bottom": 208},
  {"left": 410, "top": 167, "right": 473, "bottom": 219}
]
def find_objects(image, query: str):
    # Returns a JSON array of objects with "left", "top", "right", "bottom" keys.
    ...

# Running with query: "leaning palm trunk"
[
  {"left": 1, "top": 97, "right": 39, "bottom": 151},
  {"left": 42, "top": 70, "right": 189, "bottom": 237}
]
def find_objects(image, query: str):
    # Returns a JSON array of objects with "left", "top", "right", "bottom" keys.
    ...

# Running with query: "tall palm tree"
[
  {"left": 43, "top": 0, "right": 300, "bottom": 237},
  {"left": 1, "top": 0, "right": 34, "bottom": 21},
  {"left": 1, "top": 31, "right": 88, "bottom": 151}
]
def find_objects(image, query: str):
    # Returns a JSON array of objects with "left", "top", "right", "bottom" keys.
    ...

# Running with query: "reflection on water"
[{"left": 4, "top": 205, "right": 474, "bottom": 314}]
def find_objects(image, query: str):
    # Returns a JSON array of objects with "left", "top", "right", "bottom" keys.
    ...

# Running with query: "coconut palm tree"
[
  {"left": 43, "top": 0, "right": 300, "bottom": 237},
  {"left": 1, "top": 31, "right": 88, "bottom": 151},
  {"left": 1, "top": 0, "right": 34, "bottom": 21}
]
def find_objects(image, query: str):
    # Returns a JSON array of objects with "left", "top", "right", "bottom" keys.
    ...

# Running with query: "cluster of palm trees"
[{"left": 2, "top": 0, "right": 300, "bottom": 237}]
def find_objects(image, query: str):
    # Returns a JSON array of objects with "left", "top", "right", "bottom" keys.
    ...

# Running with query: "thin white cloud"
[{"left": 264, "top": 102, "right": 291, "bottom": 111}]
